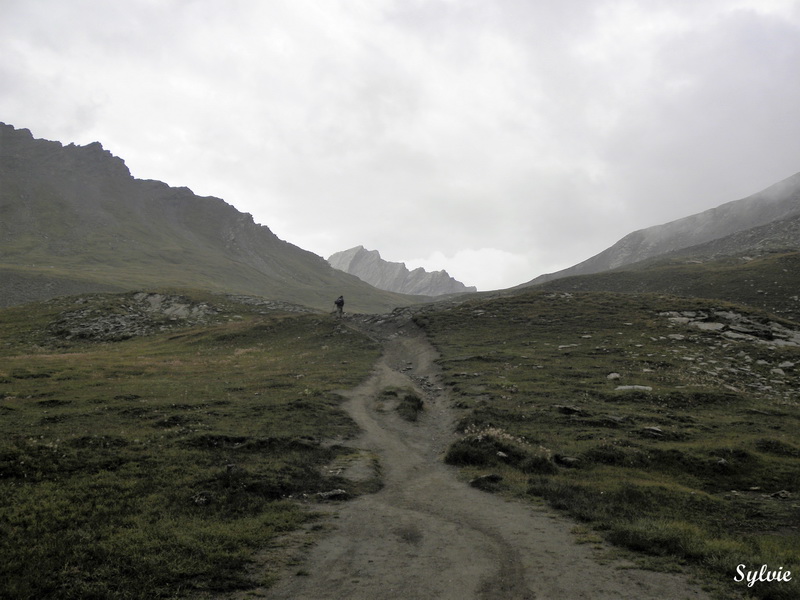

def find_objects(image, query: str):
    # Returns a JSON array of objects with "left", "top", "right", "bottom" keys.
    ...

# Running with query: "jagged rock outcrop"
[
  {"left": 46, "top": 292, "right": 220, "bottom": 341},
  {"left": 43, "top": 291, "right": 317, "bottom": 342},
  {"left": 328, "top": 246, "right": 476, "bottom": 296},
  {"left": 524, "top": 171, "right": 800, "bottom": 286}
]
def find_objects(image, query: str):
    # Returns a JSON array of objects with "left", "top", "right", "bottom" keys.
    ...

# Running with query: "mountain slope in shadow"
[{"left": 0, "top": 123, "right": 422, "bottom": 313}]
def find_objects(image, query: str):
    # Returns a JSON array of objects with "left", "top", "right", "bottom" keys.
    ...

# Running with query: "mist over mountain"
[
  {"left": 328, "top": 246, "right": 477, "bottom": 297},
  {"left": 661, "top": 212, "right": 800, "bottom": 261},
  {"left": 524, "top": 171, "right": 800, "bottom": 287},
  {"left": 524, "top": 176, "right": 800, "bottom": 322},
  {"left": 0, "top": 123, "right": 420, "bottom": 312}
]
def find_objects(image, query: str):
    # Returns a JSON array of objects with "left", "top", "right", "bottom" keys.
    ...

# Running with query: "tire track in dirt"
[{"left": 266, "top": 316, "right": 711, "bottom": 599}]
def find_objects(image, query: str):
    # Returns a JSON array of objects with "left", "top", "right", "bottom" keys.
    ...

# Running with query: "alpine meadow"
[{"left": 1, "top": 124, "right": 799, "bottom": 599}]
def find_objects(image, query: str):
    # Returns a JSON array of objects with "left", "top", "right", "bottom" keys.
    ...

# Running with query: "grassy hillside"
[
  {"left": 415, "top": 290, "right": 800, "bottom": 599},
  {"left": 0, "top": 292, "right": 381, "bottom": 599},
  {"left": 536, "top": 251, "right": 800, "bottom": 322}
]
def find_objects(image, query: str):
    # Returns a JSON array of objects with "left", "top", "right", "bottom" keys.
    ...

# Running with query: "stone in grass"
[
  {"left": 554, "top": 454, "right": 581, "bottom": 468},
  {"left": 317, "top": 489, "right": 350, "bottom": 501},
  {"left": 640, "top": 426, "right": 664, "bottom": 438}
]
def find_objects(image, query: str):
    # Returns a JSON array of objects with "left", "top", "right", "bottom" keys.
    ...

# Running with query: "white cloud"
[{"left": 405, "top": 248, "right": 550, "bottom": 292}]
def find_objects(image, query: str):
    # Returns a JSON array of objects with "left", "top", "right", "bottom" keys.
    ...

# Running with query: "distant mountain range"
[
  {"left": 0, "top": 123, "right": 421, "bottom": 312},
  {"left": 328, "top": 246, "right": 476, "bottom": 296}
]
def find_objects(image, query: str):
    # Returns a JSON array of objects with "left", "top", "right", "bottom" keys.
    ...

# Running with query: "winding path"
[{"left": 267, "top": 316, "right": 710, "bottom": 599}]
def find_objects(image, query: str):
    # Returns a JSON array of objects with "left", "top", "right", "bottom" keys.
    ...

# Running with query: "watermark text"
[{"left": 734, "top": 564, "right": 792, "bottom": 588}]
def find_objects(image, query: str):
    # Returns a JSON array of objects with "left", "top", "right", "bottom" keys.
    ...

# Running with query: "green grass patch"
[
  {"left": 395, "top": 393, "right": 424, "bottom": 422},
  {"left": 378, "top": 387, "right": 425, "bottom": 422},
  {"left": 0, "top": 292, "right": 381, "bottom": 599},
  {"left": 417, "top": 290, "right": 800, "bottom": 599},
  {"left": 538, "top": 251, "right": 800, "bottom": 323}
]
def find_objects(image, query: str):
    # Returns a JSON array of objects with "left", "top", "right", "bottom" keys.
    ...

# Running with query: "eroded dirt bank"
[{"left": 266, "top": 315, "right": 711, "bottom": 599}]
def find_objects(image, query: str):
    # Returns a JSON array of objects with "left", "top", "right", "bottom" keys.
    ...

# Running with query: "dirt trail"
[{"left": 267, "top": 316, "right": 710, "bottom": 600}]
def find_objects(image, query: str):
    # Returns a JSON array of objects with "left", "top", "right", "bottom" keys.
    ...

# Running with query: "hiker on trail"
[{"left": 334, "top": 295, "right": 344, "bottom": 318}]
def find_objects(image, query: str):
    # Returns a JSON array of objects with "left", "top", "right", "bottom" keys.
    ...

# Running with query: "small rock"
[
  {"left": 317, "top": 489, "right": 349, "bottom": 501},
  {"left": 691, "top": 322, "right": 726, "bottom": 331},
  {"left": 554, "top": 455, "right": 580, "bottom": 468},
  {"left": 723, "top": 331, "right": 751, "bottom": 341},
  {"left": 771, "top": 490, "right": 792, "bottom": 500},
  {"left": 607, "top": 372, "right": 621, "bottom": 380},
  {"left": 641, "top": 426, "right": 664, "bottom": 437}
]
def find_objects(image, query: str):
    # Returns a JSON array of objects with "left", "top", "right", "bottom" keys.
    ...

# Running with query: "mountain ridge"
[
  {"left": 328, "top": 245, "right": 477, "bottom": 296},
  {"left": 523, "top": 170, "right": 800, "bottom": 286},
  {"left": 0, "top": 123, "right": 422, "bottom": 313}
]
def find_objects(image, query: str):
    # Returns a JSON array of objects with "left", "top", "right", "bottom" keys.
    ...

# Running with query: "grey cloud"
[{"left": 2, "top": 0, "right": 799, "bottom": 290}]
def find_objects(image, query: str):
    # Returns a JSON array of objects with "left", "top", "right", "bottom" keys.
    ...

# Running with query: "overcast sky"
[{"left": 3, "top": 1, "right": 800, "bottom": 290}]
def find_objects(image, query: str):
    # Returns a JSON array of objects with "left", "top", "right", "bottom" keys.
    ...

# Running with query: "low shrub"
[
  {"left": 446, "top": 426, "right": 556, "bottom": 475},
  {"left": 396, "top": 393, "right": 424, "bottom": 422}
]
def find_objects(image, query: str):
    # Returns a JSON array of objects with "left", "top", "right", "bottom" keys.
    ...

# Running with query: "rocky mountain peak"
[
  {"left": 1, "top": 122, "right": 132, "bottom": 182},
  {"left": 328, "top": 246, "right": 476, "bottom": 297}
]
